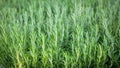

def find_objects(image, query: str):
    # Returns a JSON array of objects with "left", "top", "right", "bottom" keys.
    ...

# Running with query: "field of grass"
[{"left": 0, "top": 0, "right": 120, "bottom": 68}]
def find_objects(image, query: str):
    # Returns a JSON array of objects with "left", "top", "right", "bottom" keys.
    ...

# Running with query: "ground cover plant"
[{"left": 0, "top": 0, "right": 120, "bottom": 68}]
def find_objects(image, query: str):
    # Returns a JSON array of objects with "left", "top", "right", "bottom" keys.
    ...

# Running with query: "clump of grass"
[{"left": 0, "top": 0, "right": 120, "bottom": 68}]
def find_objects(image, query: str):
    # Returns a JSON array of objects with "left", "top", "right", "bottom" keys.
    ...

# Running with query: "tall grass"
[{"left": 0, "top": 0, "right": 120, "bottom": 68}]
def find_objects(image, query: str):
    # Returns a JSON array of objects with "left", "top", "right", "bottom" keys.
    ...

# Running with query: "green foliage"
[{"left": 0, "top": 0, "right": 120, "bottom": 68}]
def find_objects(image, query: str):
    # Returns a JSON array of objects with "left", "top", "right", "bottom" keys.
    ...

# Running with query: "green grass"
[{"left": 0, "top": 0, "right": 120, "bottom": 68}]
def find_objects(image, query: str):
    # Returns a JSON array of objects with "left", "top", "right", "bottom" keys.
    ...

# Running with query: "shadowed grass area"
[{"left": 0, "top": 0, "right": 120, "bottom": 68}]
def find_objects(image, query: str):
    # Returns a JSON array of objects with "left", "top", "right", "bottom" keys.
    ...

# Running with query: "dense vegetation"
[{"left": 0, "top": 0, "right": 120, "bottom": 68}]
